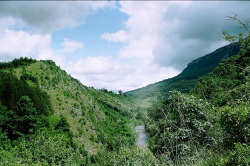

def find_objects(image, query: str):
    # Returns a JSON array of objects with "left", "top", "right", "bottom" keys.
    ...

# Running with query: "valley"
[{"left": 0, "top": 29, "right": 249, "bottom": 165}]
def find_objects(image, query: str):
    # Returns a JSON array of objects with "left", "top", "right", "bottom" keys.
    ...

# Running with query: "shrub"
[
  {"left": 146, "top": 91, "right": 217, "bottom": 163},
  {"left": 218, "top": 102, "right": 249, "bottom": 148}
]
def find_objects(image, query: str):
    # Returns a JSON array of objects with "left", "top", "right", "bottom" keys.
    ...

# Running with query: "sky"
[{"left": 0, "top": 1, "right": 249, "bottom": 92}]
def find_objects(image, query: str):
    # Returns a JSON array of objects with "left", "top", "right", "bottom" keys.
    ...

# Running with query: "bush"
[
  {"left": 95, "top": 146, "right": 159, "bottom": 165},
  {"left": 55, "top": 114, "right": 71, "bottom": 134},
  {"left": 13, "top": 130, "right": 77, "bottom": 165},
  {"left": 225, "top": 143, "right": 250, "bottom": 166},
  {"left": 218, "top": 102, "right": 249, "bottom": 148},
  {"left": 146, "top": 91, "right": 217, "bottom": 163}
]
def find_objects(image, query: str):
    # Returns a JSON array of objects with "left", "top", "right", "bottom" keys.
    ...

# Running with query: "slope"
[
  {"left": 126, "top": 43, "right": 240, "bottom": 102},
  {"left": 145, "top": 35, "right": 249, "bottom": 165},
  {"left": 0, "top": 59, "right": 149, "bottom": 154}
]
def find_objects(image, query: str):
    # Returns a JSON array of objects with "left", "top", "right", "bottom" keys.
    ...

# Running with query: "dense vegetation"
[
  {"left": 0, "top": 72, "right": 52, "bottom": 115},
  {"left": 0, "top": 15, "right": 249, "bottom": 165},
  {"left": 145, "top": 19, "right": 249, "bottom": 165},
  {"left": 0, "top": 57, "right": 36, "bottom": 69},
  {"left": 0, "top": 58, "right": 152, "bottom": 165}
]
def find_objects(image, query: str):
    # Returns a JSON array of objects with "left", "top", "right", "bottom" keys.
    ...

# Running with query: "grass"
[{"left": 3, "top": 61, "right": 149, "bottom": 154}]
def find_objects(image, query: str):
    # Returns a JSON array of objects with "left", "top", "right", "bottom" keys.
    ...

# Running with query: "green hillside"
[
  {"left": 0, "top": 58, "right": 154, "bottom": 165},
  {"left": 126, "top": 43, "right": 240, "bottom": 102},
  {"left": 145, "top": 30, "right": 249, "bottom": 165},
  {"left": 0, "top": 18, "right": 248, "bottom": 165}
]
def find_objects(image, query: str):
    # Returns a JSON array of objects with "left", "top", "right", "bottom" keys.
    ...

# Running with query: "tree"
[
  {"left": 146, "top": 91, "right": 216, "bottom": 163},
  {"left": 118, "top": 90, "right": 123, "bottom": 96},
  {"left": 8, "top": 96, "right": 38, "bottom": 139},
  {"left": 55, "top": 114, "right": 70, "bottom": 133},
  {"left": 223, "top": 14, "right": 249, "bottom": 56}
]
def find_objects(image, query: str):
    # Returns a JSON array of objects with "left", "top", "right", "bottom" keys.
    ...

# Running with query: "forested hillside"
[
  {"left": 126, "top": 43, "right": 240, "bottom": 102},
  {"left": 0, "top": 58, "right": 155, "bottom": 165},
  {"left": 145, "top": 27, "right": 249, "bottom": 165}
]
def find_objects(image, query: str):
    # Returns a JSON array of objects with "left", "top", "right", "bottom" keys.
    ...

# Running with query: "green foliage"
[
  {"left": 0, "top": 129, "right": 11, "bottom": 151},
  {"left": 146, "top": 91, "right": 217, "bottom": 164},
  {"left": 20, "top": 72, "right": 38, "bottom": 83},
  {"left": 0, "top": 96, "right": 39, "bottom": 140},
  {"left": 225, "top": 143, "right": 250, "bottom": 166},
  {"left": 55, "top": 114, "right": 71, "bottom": 134},
  {"left": 118, "top": 90, "right": 123, "bottom": 95},
  {"left": 218, "top": 102, "right": 249, "bottom": 147},
  {"left": 94, "top": 99, "right": 137, "bottom": 150},
  {"left": 0, "top": 57, "right": 36, "bottom": 69},
  {"left": 0, "top": 130, "right": 86, "bottom": 165},
  {"left": 8, "top": 96, "right": 38, "bottom": 139},
  {"left": 63, "top": 90, "right": 73, "bottom": 98},
  {"left": 15, "top": 131, "right": 75, "bottom": 165},
  {"left": 193, "top": 52, "right": 249, "bottom": 106},
  {"left": 95, "top": 146, "right": 159, "bottom": 165},
  {"left": 193, "top": 14, "right": 249, "bottom": 107},
  {"left": 0, "top": 72, "right": 53, "bottom": 116}
]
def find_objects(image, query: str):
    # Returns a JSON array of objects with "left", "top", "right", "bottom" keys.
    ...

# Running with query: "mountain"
[
  {"left": 126, "top": 43, "right": 240, "bottom": 102},
  {"left": 144, "top": 40, "right": 249, "bottom": 165},
  {"left": 0, "top": 58, "right": 151, "bottom": 164}
]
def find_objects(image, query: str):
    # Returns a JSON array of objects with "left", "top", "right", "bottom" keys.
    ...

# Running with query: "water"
[{"left": 135, "top": 125, "right": 148, "bottom": 148}]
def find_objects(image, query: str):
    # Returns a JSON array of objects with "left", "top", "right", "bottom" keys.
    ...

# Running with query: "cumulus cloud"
[
  {"left": 0, "top": 1, "right": 113, "bottom": 65},
  {"left": 0, "top": 28, "right": 66, "bottom": 67},
  {"left": 102, "top": 1, "right": 249, "bottom": 72},
  {"left": 59, "top": 38, "right": 84, "bottom": 53},
  {"left": 0, "top": 1, "right": 114, "bottom": 34},
  {"left": 67, "top": 55, "right": 179, "bottom": 91},
  {"left": 153, "top": 1, "right": 250, "bottom": 70},
  {"left": 66, "top": 55, "right": 132, "bottom": 90},
  {"left": 95, "top": 1, "right": 249, "bottom": 91},
  {"left": 67, "top": 55, "right": 121, "bottom": 75},
  {"left": 101, "top": 30, "right": 129, "bottom": 42},
  {"left": 0, "top": 1, "right": 249, "bottom": 92},
  {"left": 0, "top": 29, "right": 51, "bottom": 61},
  {"left": 112, "top": 2, "right": 168, "bottom": 61}
]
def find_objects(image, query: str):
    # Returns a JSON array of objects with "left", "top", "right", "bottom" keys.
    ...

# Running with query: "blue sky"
[
  {"left": 51, "top": 3, "right": 127, "bottom": 61},
  {"left": 0, "top": 1, "right": 249, "bottom": 92}
]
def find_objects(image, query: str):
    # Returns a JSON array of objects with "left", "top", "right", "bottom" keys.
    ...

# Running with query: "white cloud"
[
  {"left": 96, "top": 1, "right": 182, "bottom": 90},
  {"left": 0, "top": 28, "right": 66, "bottom": 67},
  {"left": 102, "top": 1, "right": 250, "bottom": 72},
  {"left": 67, "top": 55, "right": 120, "bottom": 75},
  {"left": 96, "top": 1, "right": 250, "bottom": 91},
  {"left": 101, "top": 30, "right": 128, "bottom": 42},
  {"left": 0, "top": 1, "right": 115, "bottom": 34},
  {"left": 59, "top": 38, "right": 84, "bottom": 53},
  {"left": 1, "top": 1, "right": 249, "bottom": 92},
  {"left": 0, "top": 29, "right": 51, "bottom": 60},
  {"left": 107, "top": 1, "right": 168, "bottom": 61},
  {"left": 152, "top": 1, "right": 250, "bottom": 70},
  {"left": 66, "top": 54, "right": 179, "bottom": 92},
  {"left": 88, "top": 1, "right": 116, "bottom": 10}
]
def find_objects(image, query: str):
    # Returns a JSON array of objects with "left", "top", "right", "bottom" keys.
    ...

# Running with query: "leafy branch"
[{"left": 223, "top": 14, "right": 249, "bottom": 43}]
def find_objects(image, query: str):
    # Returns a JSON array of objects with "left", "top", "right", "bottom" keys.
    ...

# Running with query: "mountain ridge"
[{"left": 126, "top": 43, "right": 240, "bottom": 102}]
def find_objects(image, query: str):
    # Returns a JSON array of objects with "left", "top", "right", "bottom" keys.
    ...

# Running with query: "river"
[{"left": 135, "top": 125, "right": 148, "bottom": 148}]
